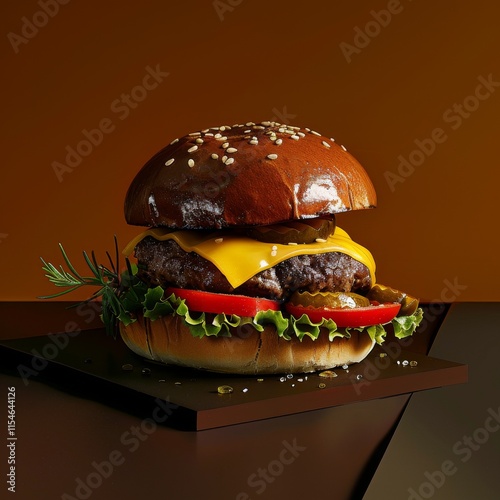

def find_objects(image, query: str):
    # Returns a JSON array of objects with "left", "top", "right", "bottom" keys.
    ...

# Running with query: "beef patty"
[{"left": 134, "top": 237, "right": 372, "bottom": 301}]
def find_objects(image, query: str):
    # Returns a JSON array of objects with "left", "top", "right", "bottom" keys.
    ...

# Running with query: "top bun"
[{"left": 125, "top": 121, "right": 377, "bottom": 229}]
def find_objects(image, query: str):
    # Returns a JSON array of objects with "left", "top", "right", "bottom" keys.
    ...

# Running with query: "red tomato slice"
[
  {"left": 166, "top": 287, "right": 280, "bottom": 317},
  {"left": 285, "top": 302, "right": 401, "bottom": 328}
]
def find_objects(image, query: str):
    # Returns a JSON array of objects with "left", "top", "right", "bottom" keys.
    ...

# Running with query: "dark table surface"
[{"left": 0, "top": 301, "right": 492, "bottom": 500}]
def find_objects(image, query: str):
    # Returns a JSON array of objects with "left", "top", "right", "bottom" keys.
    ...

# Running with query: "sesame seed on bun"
[{"left": 124, "top": 121, "right": 377, "bottom": 229}]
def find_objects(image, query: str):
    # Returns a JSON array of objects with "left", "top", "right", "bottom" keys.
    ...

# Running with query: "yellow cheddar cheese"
[{"left": 123, "top": 226, "right": 376, "bottom": 289}]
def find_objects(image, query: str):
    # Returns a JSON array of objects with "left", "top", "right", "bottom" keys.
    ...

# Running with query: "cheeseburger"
[
  {"left": 117, "top": 121, "right": 422, "bottom": 374},
  {"left": 41, "top": 120, "right": 422, "bottom": 374}
]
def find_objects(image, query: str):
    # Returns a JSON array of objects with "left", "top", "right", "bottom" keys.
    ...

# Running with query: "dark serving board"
[{"left": 0, "top": 324, "right": 467, "bottom": 431}]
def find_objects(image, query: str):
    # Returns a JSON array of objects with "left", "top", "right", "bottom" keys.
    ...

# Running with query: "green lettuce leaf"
[
  {"left": 365, "top": 323, "right": 387, "bottom": 344},
  {"left": 392, "top": 307, "right": 424, "bottom": 339},
  {"left": 254, "top": 309, "right": 288, "bottom": 338},
  {"left": 131, "top": 286, "right": 424, "bottom": 344},
  {"left": 142, "top": 286, "right": 174, "bottom": 320},
  {"left": 287, "top": 314, "right": 342, "bottom": 341}
]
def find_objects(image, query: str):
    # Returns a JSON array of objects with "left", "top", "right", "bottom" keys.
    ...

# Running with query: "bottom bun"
[{"left": 119, "top": 314, "right": 376, "bottom": 374}]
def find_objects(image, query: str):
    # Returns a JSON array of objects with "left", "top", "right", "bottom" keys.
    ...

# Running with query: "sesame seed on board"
[{"left": 164, "top": 158, "right": 175, "bottom": 166}]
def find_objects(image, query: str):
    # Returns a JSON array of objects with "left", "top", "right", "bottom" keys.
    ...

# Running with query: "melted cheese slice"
[{"left": 123, "top": 226, "right": 376, "bottom": 289}]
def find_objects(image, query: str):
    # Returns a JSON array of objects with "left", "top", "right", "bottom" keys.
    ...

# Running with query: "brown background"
[{"left": 1, "top": 0, "right": 499, "bottom": 303}]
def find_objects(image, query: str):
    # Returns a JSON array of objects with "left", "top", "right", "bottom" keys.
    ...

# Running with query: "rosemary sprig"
[{"left": 39, "top": 237, "right": 145, "bottom": 337}]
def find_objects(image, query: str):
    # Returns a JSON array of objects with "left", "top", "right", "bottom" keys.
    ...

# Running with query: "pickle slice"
[
  {"left": 367, "top": 284, "right": 419, "bottom": 316},
  {"left": 400, "top": 295, "right": 419, "bottom": 316},
  {"left": 289, "top": 291, "right": 370, "bottom": 309},
  {"left": 247, "top": 216, "right": 336, "bottom": 244},
  {"left": 367, "top": 284, "right": 406, "bottom": 304}
]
